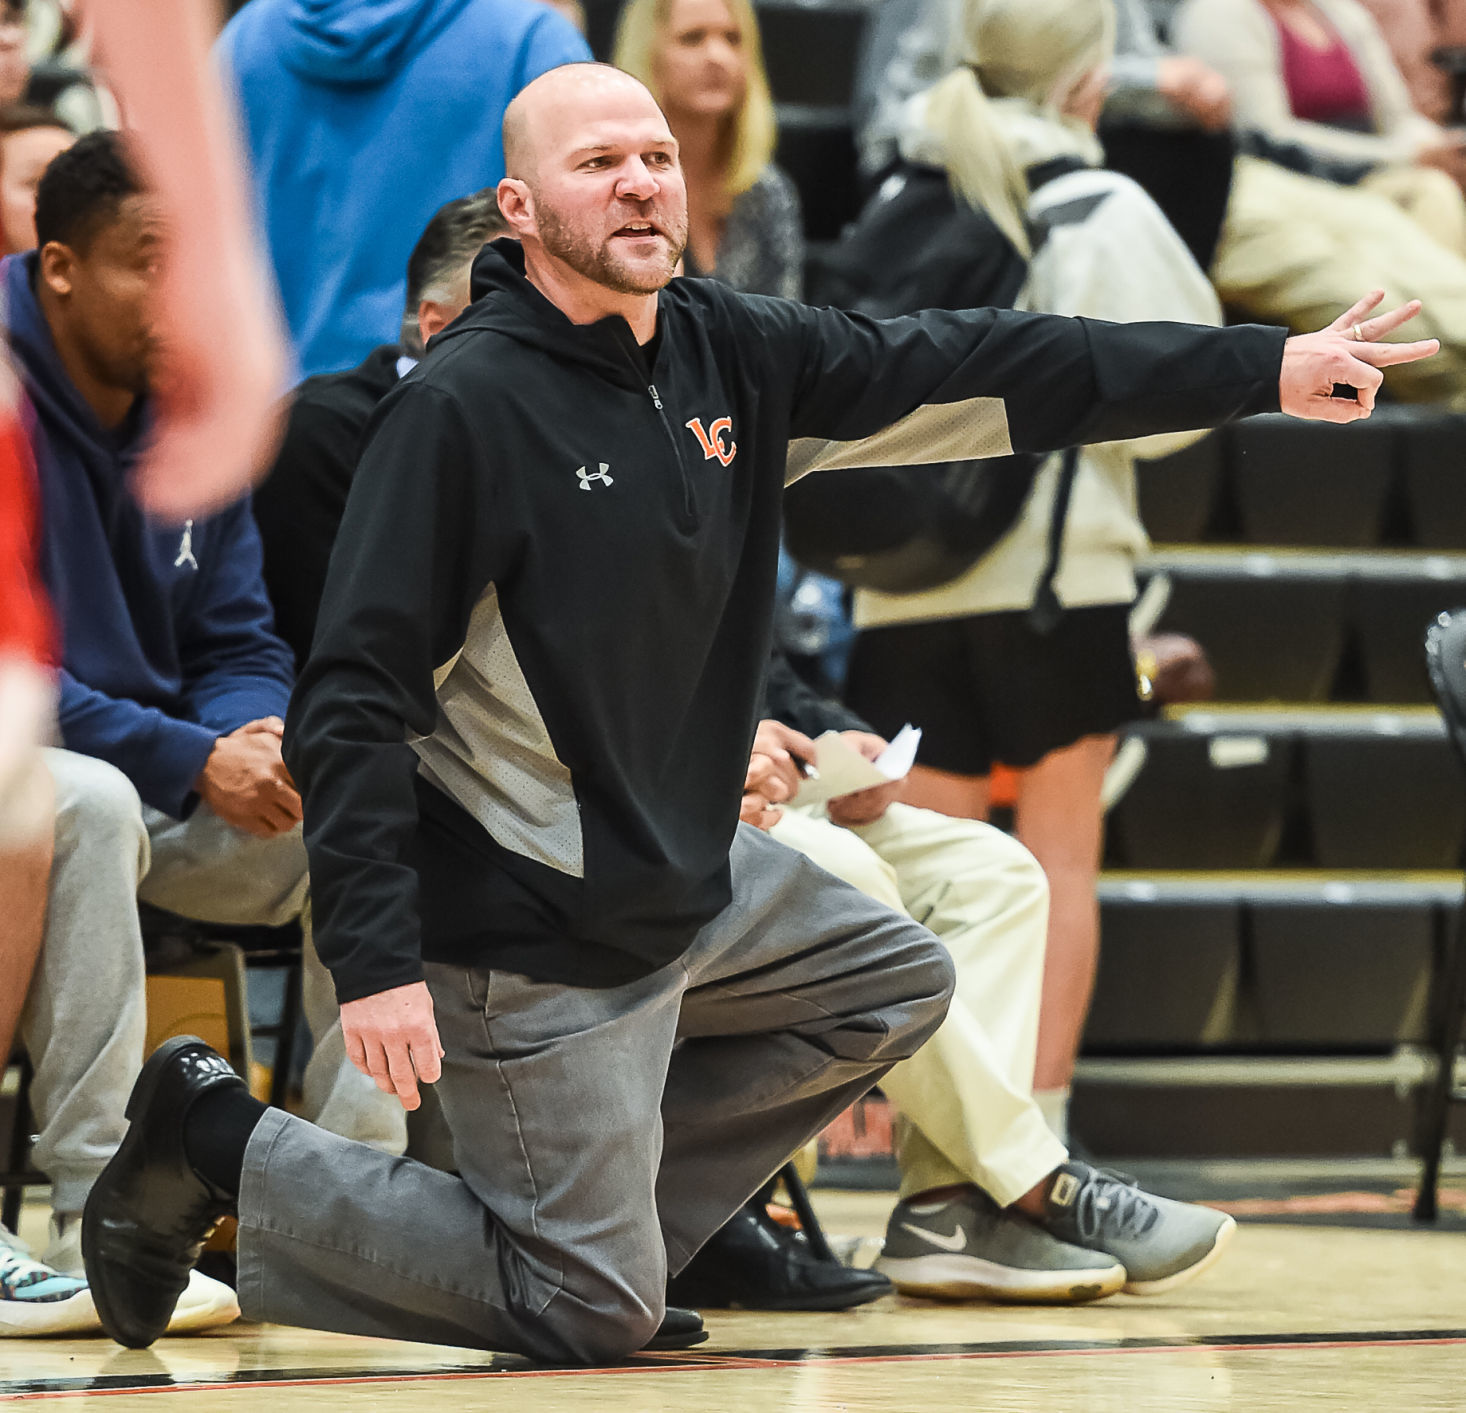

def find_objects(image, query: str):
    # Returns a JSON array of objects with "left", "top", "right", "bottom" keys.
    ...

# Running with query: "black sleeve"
[
  {"left": 761, "top": 647, "right": 871, "bottom": 739},
  {"left": 252, "top": 391, "right": 361, "bottom": 668},
  {"left": 283, "top": 382, "right": 503, "bottom": 1004},
  {"left": 732, "top": 291, "right": 1286, "bottom": 475}
]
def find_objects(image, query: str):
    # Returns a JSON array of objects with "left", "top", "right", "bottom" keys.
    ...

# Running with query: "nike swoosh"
[{"left": 899, "top": 1221, "right": 969, "bottom": 1253}]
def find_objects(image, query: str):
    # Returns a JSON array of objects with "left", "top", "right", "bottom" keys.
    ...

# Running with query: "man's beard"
[{"left": 536, "top": 203, "right": 687, "bottom": 295}]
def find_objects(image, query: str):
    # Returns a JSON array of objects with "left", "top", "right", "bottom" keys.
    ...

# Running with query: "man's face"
[
  {"left": 525, "top": 90, "right": 689, "bottom": 295},
  {"left": 46, "top": 193, "right": 161, "bottom": 396}
]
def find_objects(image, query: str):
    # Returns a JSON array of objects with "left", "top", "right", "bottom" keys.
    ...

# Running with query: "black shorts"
[{"left": 845, "top": 602, "right": 1142, "bottom": 776}]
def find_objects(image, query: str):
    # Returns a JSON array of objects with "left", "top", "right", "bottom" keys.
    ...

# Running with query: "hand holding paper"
[{"left": 792, "top": 725, "right": 922, "bottom": 810}]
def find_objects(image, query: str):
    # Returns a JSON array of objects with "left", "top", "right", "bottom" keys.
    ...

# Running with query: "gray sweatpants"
[
  {"left": 23, "top": 749, "right": 403, "bottom": 1215},
  {"left": 236, "top": 823, "right": 954, "bottom": 1364}
]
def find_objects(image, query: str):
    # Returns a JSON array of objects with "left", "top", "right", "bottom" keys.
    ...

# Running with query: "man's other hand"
[
  {"left": 1280, "top": 292, "right": 1438, "bottom": 423},
  {"left": 827, "top": 731, "right": 902, "bottom": 827},
  {"left": 340, "top": 980, "right": 444, "bottom": 1111},
  {"left": 196, "top": 720, "right": 303, "bottom": 838}
]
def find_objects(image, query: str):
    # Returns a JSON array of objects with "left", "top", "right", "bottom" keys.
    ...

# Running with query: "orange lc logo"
[{"left": 685, "top": 416, "right": 737, "bottom": 467}]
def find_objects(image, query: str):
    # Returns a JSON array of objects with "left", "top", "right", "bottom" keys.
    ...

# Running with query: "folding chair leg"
[
  {"left": 269, "top": 960, "right": 304, "bottom": 1112},
  {"left": 779, "top": 1161, "right": 837, "bottom": 1264},
  {"left": 1415, "top": 902, "right": 1466, "bottom": 1221},
  {"left": 2, "top": 1057, "right": 35, "bottom": 1233}
]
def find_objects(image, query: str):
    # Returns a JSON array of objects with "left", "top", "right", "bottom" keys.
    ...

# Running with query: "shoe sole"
[
  {"left": 876, "top": 1253, "right": 1125, "bottom": 1305},
  {"left": 1122, "top": 1214, "right": 1237, "bottom": 1297},
  {"left": 83, "top": 1036, "right": 209, "bottom": 1347},
  {"left": 0, "top": 1289, "right": 101, "bottom": 1337},
  {"left": 167, "top": 1293, "right": 242, "bottom": 1334}
]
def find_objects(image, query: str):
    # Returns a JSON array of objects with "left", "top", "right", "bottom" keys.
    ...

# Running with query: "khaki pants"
[
  {"left": 1213, "top": 156, "right": 1466, "bottom": 404},
  {"left": 770, "top": 802, "right": 1067, "bottom": 1207}
]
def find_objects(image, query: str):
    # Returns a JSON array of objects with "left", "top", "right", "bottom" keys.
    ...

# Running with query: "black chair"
[
  {"left": 1, "top": 918, "right": 305, "bottom": 1230},
  {"left": 1414, "top": 608, "right": 1466, "bottom": 1219},
  {"left": 0, "top": 1056, "right": 46, "bottom": 1233},
  {"left": 140, "top": 907, "right": 305, "bottom": 1111}
]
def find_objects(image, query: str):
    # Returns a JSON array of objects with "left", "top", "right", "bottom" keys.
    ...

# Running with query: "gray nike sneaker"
[
  {"left": 1038, "top": 1162, "right": 1236, "bottom": 1296},
  {"left": 875, "top": 1189, "right": 1125, "bottom": 1304}
]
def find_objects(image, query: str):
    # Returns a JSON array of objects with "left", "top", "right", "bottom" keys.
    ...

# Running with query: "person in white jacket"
[{"left": 846, "top": 0, "right": 1224, "bottom": 1141}]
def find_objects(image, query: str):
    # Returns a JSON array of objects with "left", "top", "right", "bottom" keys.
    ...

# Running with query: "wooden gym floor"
[{"left": 5, "top": 1191, "right": 1466, "bottom": 1411}]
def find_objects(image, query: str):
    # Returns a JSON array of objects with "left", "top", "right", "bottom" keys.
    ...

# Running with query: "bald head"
[
  {"left": 503, "top": 63, "right": 664, "bottom": 183},
  {"left": 497, "top": 60, "right": 687, "bottom": 312}
]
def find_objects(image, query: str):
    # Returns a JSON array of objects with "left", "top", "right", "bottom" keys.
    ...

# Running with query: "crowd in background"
[{"left": 0, "top": 0, "right": 1456, "bottom": 1343}]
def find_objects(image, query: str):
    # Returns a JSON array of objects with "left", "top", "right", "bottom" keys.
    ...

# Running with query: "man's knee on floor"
[
  {"left": 538, "top": 1268, "right": 664, "bottom": 1365},
  {"left": 47, "top": 750, "right": 146, "bottom": 859}
]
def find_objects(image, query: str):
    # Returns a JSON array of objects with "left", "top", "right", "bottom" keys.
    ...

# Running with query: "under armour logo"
[
  {"left": 577, "top": 462, "right": 614, "bottom": 490},
  {"left": 685, "top": 416, "right": 736, "bottom": 468},
  {"left": 174, "top": 520, "right": 198, "bottom": 571}
]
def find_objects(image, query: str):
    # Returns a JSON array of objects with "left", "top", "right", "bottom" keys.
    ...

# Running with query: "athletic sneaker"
[
  {"left": 1037, "top": 1162, "right": 1236, "bottom": 1296},
  {"left": 0, "top": 1223, "right": 98, "bottom": 1335},
  {"left": 47, "top": 1214, "right": 240, "bottom": 1335},
  {"left": 875, "top": 1189, "right": 1125, "bottom": 1304}
]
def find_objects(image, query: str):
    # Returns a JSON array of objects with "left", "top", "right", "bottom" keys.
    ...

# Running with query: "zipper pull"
[{"left": 648, "top": 384, "right": 663, "bottom": 410}]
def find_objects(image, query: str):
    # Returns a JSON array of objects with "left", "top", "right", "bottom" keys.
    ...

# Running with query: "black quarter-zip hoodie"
[{"left": 286, "top": 239, "right": 1286, "bottom": 1003}]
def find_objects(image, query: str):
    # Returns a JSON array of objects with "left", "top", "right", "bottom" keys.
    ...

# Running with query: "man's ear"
[
  {"left": 37, "top": 240, "right": 75, "bottom": 298},
  {"left": 417, "top": 298, "right": 457, "bottom": 344},
  {"left": 496, "top": 177, "right": 535, "bottom": 238}
]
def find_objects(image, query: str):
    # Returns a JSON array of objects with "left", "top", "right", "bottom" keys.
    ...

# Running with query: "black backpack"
[{"left": 785, "top": 160, "right": 1077, "bottom": 621}]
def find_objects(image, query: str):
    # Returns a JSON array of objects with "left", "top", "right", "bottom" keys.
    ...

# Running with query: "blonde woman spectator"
[
  {"left": 614, "top": 0, "right": 803, "bottom": 297},
  {"left": 1174, "top": 0, "right": 1466, "bottom": 254}
]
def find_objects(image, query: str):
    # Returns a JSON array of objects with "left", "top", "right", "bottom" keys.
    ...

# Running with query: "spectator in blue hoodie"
[
  {"left": 218, "top": 0, "right": 590, "bottom": 378},
  {"left": 4, "top": 133, "right": 399, "bottom": 1329}
]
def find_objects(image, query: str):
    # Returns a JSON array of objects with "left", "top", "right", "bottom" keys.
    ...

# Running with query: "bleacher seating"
[
  {"left": 1108, "top": 715, "right": 1294, "bottom": 869},
  {"left": 1230, "top": 414, "right": 1395, "bottom": 548},
  {"left": 1138, "top": 548, "right": 1466, "bottom": 703},
  {"left": 1083, "top": 409, "right": 1466, "bottom": 1159}
]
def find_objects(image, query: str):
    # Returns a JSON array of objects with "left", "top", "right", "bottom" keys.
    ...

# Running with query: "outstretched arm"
[
  {"left": 764, "top": 291, "right": 1435, "bottom": 482},
  {"left": 83, "top": 0, "right": 288, "bottom": 519}
]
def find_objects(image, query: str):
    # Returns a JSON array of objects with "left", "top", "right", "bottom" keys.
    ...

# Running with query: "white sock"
[{"left": 1034, "top": 1086, "right": 1071, "bottom": 1147}]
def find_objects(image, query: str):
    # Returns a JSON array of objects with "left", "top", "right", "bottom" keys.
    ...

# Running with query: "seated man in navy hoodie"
[{"left": 4, "top": 131, "right": 381, "bottom": 1330}]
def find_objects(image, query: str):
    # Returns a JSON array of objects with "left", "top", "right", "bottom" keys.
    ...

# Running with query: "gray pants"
[
  {"left": 24, "top": 749, "right": 402, "bottom": 1214},
  {"left": 237, "top": 824, "right": 954, "bottom": 1363}
]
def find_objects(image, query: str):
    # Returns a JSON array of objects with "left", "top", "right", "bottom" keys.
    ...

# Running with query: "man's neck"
[
  {"left": 522, "top": 246, "right": 660, "bottom": 346},
  {"left": 37, "top": 291, "right": 135, "bottom": 429}
]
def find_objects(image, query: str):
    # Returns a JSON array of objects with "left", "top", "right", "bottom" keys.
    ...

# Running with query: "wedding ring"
[{"left": 1352, "top": 323, "right": 1364, "bottom": 342}]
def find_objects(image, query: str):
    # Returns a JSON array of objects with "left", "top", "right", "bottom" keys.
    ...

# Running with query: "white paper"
[{"left": 792, "top": 724, "right": 922, "bottom": 808}]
